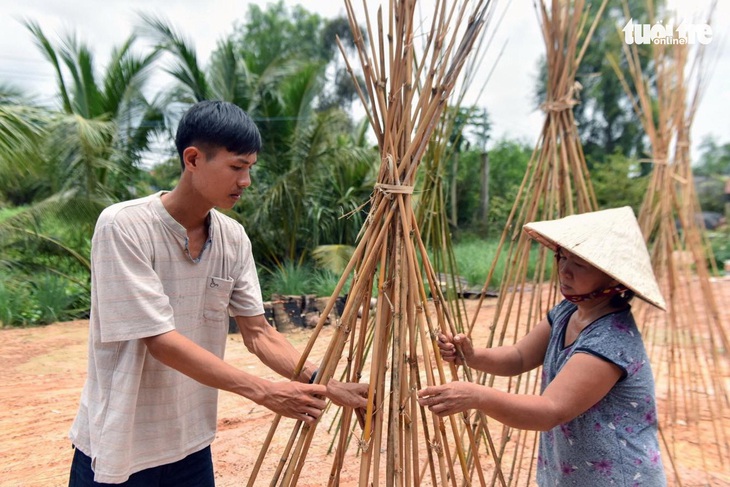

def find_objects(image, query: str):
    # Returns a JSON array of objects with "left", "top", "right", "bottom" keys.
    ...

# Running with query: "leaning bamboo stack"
[
  {"left": 415, "top": 12, "right": 500, "bottom": 339},
  {"left": 611, "top": 2, "right": 729, "bottom": 482},
  {"left": 464, "top": 1, "right": 607, "bottom": 485},
  {"left": 247, "top": 1, "right": 502, "bottom": 485}
]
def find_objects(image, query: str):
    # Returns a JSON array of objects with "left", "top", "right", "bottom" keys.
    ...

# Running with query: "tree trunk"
[
  {"left": 450, "top": 151, "right": 459, "bottom": 226},
  {"left": 478, "top": 151, "right": 490, "bottom": 226}
]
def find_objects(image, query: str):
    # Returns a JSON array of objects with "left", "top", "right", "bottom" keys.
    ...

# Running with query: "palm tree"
[
  {"left": 139, "top": 11, "right": 377, "bottom": 266},
  {"left": 24, "top": 20, "right": 163, "bottom": 200},
  {"left": 248, "top": 109, "right": 376, "bottom": 262},
  {"left": 0, "top": 21, "right": 163, "bottom": 319}
]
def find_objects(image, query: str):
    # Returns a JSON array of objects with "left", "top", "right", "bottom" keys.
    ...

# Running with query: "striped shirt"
[{"left": 69, "top": 192, "right": 264, "bottom": 483}]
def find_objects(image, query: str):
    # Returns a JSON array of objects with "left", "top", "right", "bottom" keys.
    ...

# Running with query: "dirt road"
[{"left": 1, "top": 289, "right": 728, "bottom": 486}]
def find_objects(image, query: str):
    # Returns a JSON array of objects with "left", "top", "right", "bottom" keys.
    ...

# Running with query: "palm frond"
[
  {"left": 311, "top": 244, "right": 356, "bottom": 275},
  {"left": 138, "top": 13, "right": 211, "bottom": 102},
  {"left": 23, "top": 19, "right": 73, "bottom": 112}
]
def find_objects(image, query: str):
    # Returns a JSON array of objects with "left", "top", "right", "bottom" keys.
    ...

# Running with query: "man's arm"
[
  {"left": 143, "top": 329, "right": 326, "bottom": 424},
  {"left": 235, "top": 314, "right": 368, "bottom": 410},
  {"left": 234, "top": 314, "right": 318, "bottom": 382}
]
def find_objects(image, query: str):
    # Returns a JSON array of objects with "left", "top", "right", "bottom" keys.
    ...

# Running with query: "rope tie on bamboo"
[
  {"left": 540, "top": 81, "right": 582, "bottom": 113},
  {"left": 374, "top": 183, "right": 415, "bottom": 199}
]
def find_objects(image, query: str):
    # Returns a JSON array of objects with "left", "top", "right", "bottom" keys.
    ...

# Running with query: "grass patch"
[{"left": 451, "top": 237, "right": 545, "bottom": 290}]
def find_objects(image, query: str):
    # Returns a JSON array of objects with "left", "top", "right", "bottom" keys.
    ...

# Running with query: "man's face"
[{"left": 190, "top": 147, "right": 257, "bottom": 210}]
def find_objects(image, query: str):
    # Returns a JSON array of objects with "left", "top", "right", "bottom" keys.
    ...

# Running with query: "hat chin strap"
[{"left": 562, "top": 284, "right": 628, "bottom": 303}]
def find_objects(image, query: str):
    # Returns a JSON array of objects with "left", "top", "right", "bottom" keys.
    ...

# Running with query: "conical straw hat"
[{"left": 523, "top": 206, "right": 666, "bottom": 310}]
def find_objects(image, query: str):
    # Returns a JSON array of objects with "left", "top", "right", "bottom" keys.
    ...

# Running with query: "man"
[{"left": 68, "top": 100, "right": 365, "bottom": 485}]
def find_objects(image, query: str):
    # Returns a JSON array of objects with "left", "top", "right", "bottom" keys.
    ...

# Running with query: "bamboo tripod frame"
[
  {"left": 463, "top": 1, "right": 607, "bottom": 485},
  {"left": 610, "top": 1, "right": 729, "bottom": 482},
  {"left": 248, "top": 1, "right": 503, "bottom": 485}
]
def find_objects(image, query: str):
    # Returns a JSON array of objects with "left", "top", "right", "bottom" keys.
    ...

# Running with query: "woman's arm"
[
  {"left": 418, "top": 352, "right": 623, "bottom": 431},
  {"left": 439, "top": 318, "right": 551, "bottom": 376}
]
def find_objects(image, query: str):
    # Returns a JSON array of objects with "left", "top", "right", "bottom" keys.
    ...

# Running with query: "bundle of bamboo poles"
[
  {"left": 461, "top": 0, "right": 607, "bottom": 485},
  {"left": 415, "top": 11, "right": 500, "bottom": 338},
  {"left": 247, "top": 1, "right": 502, "bottom": 485},
  {"left": 610, "top": 2, "right": 729, "bottom": 482}
]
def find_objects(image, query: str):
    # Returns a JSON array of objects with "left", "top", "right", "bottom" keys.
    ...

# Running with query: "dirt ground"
[{"left": 1, "top": 282, "right": 729, "bottom": 486}]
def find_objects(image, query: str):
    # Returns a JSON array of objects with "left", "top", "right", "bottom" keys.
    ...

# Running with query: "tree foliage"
[
  {"left": 1, "top": 2, "right": 727, "bottom": 326},
  {"left": 534, "top": 0, "right": 663, "bottom": 165},
  {"left": 694, "top": 136, "right": 730, "bottom": 214}
]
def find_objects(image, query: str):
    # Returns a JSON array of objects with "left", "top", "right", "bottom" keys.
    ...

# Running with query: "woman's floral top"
[{"left": 536, "top": 300, "right": 666, "bottom": 486}]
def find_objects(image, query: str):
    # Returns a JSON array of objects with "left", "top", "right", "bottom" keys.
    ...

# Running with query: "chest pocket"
[{"left": 203, "top": 276, "right": 234, "bottom": 322}]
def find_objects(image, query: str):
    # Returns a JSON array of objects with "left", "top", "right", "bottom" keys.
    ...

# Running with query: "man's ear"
[{"left": 182, "top": 146, "right": 203, "bottom": 171}]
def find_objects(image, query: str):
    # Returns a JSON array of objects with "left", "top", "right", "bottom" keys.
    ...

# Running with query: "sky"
[{"left": 0, "top": 0, "right": 727, "bottom": 160}]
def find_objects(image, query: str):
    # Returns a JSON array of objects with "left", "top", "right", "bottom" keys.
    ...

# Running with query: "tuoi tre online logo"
[{"left": 623, "top": 18, "right": 713, "bottom": 45}]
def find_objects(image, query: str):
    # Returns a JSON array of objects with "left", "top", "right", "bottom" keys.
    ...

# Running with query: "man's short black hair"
[{"left": 175, "top": 100, "right": 262, "bottom": 170}]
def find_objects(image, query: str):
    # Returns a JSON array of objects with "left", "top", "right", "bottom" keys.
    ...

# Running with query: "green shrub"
[
  {"left": 260, "top": 261, "right": 313, "bottom": 298},
  {"left": 0, "top": 275, "right": 39, "bottom": 326},
  {"left": 310, "top": 269, "right": 345, "bottom": 298},
  {"left": 708, "top": 229, "right": 730, "bottom": 273},
  {"left": 32, "top": 273, "right": 85, "bottom": 324},
  {"left": 0, "top": 270, "right": 88, "bottom": 327}
]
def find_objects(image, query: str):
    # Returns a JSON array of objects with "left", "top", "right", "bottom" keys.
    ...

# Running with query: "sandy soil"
[{"left": 1, "top": 285, "right": 728, "bottom": 486}]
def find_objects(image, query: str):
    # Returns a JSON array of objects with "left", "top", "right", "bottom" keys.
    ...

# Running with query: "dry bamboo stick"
[{"left": 611, "top": 1, "right": 729, "bottom": 482}]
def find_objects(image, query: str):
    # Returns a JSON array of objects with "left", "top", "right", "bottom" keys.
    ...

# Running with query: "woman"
[{"left": 418, "top": 207, "right": 667, "bottom": 486}]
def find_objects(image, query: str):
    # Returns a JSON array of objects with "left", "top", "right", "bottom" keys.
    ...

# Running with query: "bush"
[
  {"left": 708, "top": 229, "right": 730, "bottom": 273},
  {"left": 0, "top": 270, "right": 88, "bottom": 327},
  {"left": 0, "top": 276, "right": 37, "bottom": 326},
  {"left": 32, "top": 273, "right": 86, "bottom": 324},
  {"left": 310, "top": 269, "right": 346, "bottom": 298}
]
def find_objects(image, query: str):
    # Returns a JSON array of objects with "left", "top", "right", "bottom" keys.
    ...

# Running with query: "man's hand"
[
  {"left": 258, "top": 381, "right": 328, "bottom": 425},
  {"left": 325, "top": 379, "right": 369, "bottom": 409},
  {"left": 437, "top": 333, "right": 474, "bottom": 366},
  {"left": 326, "top": 379, "right": 371, "bottom": 429}
]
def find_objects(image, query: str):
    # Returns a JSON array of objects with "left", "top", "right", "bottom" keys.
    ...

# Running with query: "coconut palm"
[
  {"left": 24, "top": 20, "right": 163, "bottom": 200},
  {"left": 139, "top": 10, "right": 377, "bottom": 266},
  {"left": 0, "top": 21, "right": 163, "bottom": 323},
  {"left": 247, "top": 109, "right": 376, "bottom": 263}
]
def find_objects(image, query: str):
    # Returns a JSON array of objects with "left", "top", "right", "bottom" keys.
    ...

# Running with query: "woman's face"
[{"left": 555, "top": 248, "right": 616, "bottom": 296}]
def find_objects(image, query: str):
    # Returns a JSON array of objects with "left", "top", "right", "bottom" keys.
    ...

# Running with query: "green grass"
[
  {"left": 708, "top": 228, "right": 730, "bottom": 272},
  {"left": 451, "top": 237, "right": 545, "bottom": 290},
  {"left": 0, "top": 270, "right": 89, "bottom": 327},
  {"left": 310, "top": 269, "right": 346, "bottom": 298},
  {"left": 260, "top": 261, "right": 313, "bottom": 297},
  {"left": 0, "top": 276, "right": 36, "bottom": 326},
  {"left": 258, "top": 238, "right": 547, "bottom": 301}
]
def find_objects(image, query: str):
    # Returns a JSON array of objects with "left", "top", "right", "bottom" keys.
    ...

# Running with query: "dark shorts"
[{"left": 68, "top": 445, "right": 215, "bottom": 486}]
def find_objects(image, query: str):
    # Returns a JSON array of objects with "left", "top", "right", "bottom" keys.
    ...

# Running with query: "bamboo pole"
[{"left": 609, "top": 2, "right": 729, "bottom": 482}]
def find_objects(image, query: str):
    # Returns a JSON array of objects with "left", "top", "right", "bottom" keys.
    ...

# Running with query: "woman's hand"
[
  {"left": 326, "top": 379, "right": 371, "bottom": 429},
  {"left": 437, "top": 333, "right": 475, "bottom": 366},
  {"left": 417, "top": 381, "right": 484, "bottom": 416}
]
